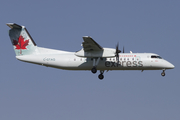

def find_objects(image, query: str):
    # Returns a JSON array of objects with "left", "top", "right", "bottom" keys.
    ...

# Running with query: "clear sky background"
[{"left": 0, "top": 0, "right": 179, "bottom": 120}]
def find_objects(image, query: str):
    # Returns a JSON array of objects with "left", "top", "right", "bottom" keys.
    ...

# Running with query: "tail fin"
[{"left": 7, "top": 23, "right": 38, "bottom": 56}]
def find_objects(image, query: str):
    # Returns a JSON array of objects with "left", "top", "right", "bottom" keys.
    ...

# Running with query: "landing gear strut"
[
  {"left": 161, "top": 69, "right": 165, "bottom": 77},
  {"left": 91, "top": 57, "right": 100, "bottom": 74}
]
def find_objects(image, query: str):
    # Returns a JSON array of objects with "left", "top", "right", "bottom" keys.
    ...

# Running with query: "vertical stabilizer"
[{"left": 7, "top": 23, "right": 38, "bottom": 56}]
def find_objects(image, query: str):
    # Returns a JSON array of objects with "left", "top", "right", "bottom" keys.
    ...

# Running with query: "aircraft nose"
[
  {"left": 170, "top": 63, "right": 175, "bottom": 69},
  {"left": 167, "top": 62, "right": 175, "bottom": 69}
]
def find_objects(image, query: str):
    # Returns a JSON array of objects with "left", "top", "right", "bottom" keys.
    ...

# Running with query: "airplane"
[{"left": 7, "top": 23, "right": 175, "bottom": 80}]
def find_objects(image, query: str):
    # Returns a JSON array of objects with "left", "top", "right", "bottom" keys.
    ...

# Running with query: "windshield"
[{"left": 151, "top": 55, "right": 162, "bottom": 59}]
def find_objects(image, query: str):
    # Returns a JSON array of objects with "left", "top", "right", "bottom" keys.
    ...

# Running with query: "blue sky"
[{"left": 0, "top": 0, "right": 179, "bottom": 120}]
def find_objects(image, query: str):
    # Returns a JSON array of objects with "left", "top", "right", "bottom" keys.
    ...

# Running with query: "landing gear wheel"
[
  {"left": 161, "top": 72, "right": 165, "bottom": 77},
  {"left": 98, "top": 74, "right": 104, "bottom": 80},
  {"left": 91, "top": 67, "right": 97, "bottom": 74}
]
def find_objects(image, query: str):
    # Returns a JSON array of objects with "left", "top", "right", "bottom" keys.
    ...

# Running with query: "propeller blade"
[{"left": 115, "top": 42, "right": 121, "bottom": 62}]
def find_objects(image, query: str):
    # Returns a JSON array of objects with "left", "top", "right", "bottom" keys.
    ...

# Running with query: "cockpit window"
[
  {"left": 151, "top": 55, "right": 162, "bottom": 59},
  {"left": 157, "top": 56, "right": 162, "bottom": 59}
]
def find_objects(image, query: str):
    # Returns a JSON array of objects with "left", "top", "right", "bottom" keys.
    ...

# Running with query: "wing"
[
  {"left": 75, "top": 36, "right": 115, "bottom": 57},
  {"left": 82, "top": 36, "right": 103, "bottom": 51}
]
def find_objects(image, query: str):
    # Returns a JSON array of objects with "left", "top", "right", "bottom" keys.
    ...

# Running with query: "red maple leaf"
[{"left": 13, "top": 35, "right": 29, "bottom": 54}]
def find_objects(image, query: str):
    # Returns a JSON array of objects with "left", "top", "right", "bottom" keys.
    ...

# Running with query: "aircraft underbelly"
[{"left": 59, "top": 60, "right": 146, "bottom": 70}]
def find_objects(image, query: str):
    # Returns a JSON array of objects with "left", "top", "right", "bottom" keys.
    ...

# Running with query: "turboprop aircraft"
[{"left": 7, "top": 23, "right": 175, "bottom": 80}]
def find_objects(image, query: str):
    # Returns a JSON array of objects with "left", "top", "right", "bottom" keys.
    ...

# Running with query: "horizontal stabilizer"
[{"left": 7, "top": 23, "right": 22, "bottom": 29}]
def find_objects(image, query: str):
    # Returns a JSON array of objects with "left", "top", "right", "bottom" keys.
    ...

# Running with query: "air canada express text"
[{"left": 105, "top": 61, "right": 143, "bottom": 67}]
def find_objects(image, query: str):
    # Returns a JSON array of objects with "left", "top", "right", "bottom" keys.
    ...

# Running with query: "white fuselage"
[
  {"left": 16, "top": 47, "right": 174, "bottom": 71},
  {"left": 7, "top": 23, "right": 175, "bottom": 79}
]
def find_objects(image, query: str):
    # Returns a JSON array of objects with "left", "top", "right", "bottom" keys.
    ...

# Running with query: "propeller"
[{"left": 115, "top": 42, "right": 121, "bottom": 62}]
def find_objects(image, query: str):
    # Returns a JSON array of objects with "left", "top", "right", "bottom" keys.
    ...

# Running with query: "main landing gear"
[
  {"left": 91, "top": 67, "right": 97, "bottom": 74},
  {"left": 91, "top": 67, "right": 105, "bottom": 80},
  {"left": 91, "top": 57, "right": 105, "bottom": 80},
  {"left": 98, "top": 70, "right": 104, "bottom": 80},
  {"left": 161, "top": 69, "right": 165, "bottom": 77}
]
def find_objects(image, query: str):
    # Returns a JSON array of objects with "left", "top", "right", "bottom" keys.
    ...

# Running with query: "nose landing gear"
[{"left": 161, "top": 69, "right": 165, "bottom": 77}]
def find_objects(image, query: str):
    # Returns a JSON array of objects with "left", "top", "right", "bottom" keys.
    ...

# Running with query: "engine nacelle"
[{"left": 75, "top": 48, "right": 116, "bottom": 58}]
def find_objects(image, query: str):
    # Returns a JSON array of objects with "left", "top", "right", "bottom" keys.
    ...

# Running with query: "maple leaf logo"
[{"left": 13, "top": 35, "right": 29, "bottom": 54}]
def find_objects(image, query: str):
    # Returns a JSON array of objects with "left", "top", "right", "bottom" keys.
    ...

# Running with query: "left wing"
[
  {"left": 75, "top": 36, "right": 116, "bottom": 58},
  {"left": 82, "top": 36, "right": 103, "bottom": 51}
]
